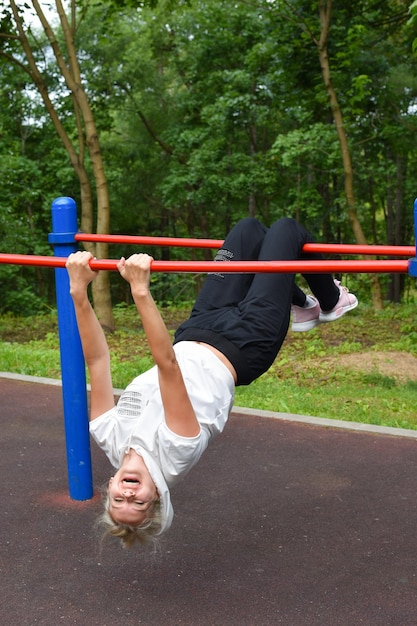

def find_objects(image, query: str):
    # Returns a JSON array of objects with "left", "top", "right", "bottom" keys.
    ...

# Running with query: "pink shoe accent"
[{"left": 319, "top": 280, "right": 358, "bottom": 323}]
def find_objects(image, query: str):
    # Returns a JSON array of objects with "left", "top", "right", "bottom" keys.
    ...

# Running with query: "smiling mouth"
[{"left": 123, "top": 478, "right": 139, "bottom": 484}]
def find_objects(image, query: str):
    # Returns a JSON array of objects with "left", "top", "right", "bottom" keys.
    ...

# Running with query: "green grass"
[
  {"left": 234, "top": 371, "right": 417, "bottom": 430},
  {"left": 1, "top": 303, "right": 417, "bottom": 429},
  {"left": 0, "top": 340, "right": 62, "bottom": 379}
]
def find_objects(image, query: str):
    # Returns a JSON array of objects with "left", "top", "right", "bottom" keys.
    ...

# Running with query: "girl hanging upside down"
[{"left": 66, "top": 217, "right": 358, "bottom": 548}]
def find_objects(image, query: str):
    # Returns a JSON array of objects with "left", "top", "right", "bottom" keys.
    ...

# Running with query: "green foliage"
[
  {"left": 0, "top": 49, "right": 78, "bottom": 313},
  {"left": 1, "top": 0, "right": 417, "bottom": 313}
]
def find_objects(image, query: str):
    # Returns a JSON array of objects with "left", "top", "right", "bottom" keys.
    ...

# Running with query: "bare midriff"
[{"left": 194, "top": 341, "right": 237, "bottom": 384}]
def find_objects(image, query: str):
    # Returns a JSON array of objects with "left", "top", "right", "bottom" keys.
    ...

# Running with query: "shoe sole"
[
  {"left": 319, "top": 298, "right": 358, "bottom": 323},
  {"left": 291, "top": 319, "right": 321, "bottom": 332}
]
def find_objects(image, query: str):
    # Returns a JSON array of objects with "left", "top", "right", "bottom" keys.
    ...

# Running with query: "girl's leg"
[
  {"left": 237, "top": 218, "right": 310, "bottom": 337},
  {"left": 258, "top": 219, "right": 340, "bottom": 311},
  {"left": 300, "top": 255, "right": 340, "bottom": 312},
  {"left": 237, "top": 217, "right": 340, "bottom": 343},
  {"left": 187, "top": 217, "right": 268, "bottom": 313},
  {"left": 191, "top": 217, "right": 321, "bottom": 312},
  {"left": 175, "top": 217, "right": 345, "bottom": 384},
  {"left": 292, "top": 284, "right": 308, "bottom": 307}
]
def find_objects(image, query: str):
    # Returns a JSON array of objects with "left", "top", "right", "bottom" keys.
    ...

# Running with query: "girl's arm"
[
  {"left": 66, "top": 251, "right": 115, "bottom": 421},
  {"left": 118, "top": 254, "right": 200, "bottom": 438}
]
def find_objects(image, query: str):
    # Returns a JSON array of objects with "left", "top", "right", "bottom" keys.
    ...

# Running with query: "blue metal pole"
[
  {"left": 48, "top": 197, "right": 93, "bottom": 500},
  {"left": 408, "top": 198, "right": 417, "bottom": 277}
]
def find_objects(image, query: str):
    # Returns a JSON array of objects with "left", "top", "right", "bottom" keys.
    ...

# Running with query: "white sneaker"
[{"left": 291, "top": 296, "right": 321, "bottom": 332}]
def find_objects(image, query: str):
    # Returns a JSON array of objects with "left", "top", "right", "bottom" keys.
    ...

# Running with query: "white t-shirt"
[{"left": 89, "top": 341, "right": 235, "bottom": 534}]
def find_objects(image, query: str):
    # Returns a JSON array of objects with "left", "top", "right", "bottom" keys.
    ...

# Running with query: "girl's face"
[{"left": 107, "top": 449, "right": 158, "bottom": 526}]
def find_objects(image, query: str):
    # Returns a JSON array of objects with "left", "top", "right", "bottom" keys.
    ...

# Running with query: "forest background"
[{"left": 1, "top": 0, "right": 417, "bottom": 320}]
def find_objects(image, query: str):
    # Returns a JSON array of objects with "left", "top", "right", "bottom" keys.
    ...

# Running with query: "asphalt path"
[{"left": 1, "top": 374, "right": 417, "bottom": 626}]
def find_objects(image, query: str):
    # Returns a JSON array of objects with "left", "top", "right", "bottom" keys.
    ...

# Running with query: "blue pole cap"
[{"left": 51, "top": 197, "right": 78, "bottom": 234}]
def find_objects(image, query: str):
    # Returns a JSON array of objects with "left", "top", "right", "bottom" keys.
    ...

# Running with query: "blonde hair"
[{"left": 98, "top": 492, "right": 163, "bottom": 549}]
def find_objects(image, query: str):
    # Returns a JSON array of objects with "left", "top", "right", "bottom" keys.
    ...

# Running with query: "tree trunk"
[
  {"left": 387, "top": 154, "right": 405, "bottom": 303},
  {"left": 317, "top": 0, "right": 383, "bottom": 308},
  {"left": 8, "top": 0, "right": 115, "bottom": 329},
  {"left": 248, "top": 123, "right": 257, "bottom": 217}
]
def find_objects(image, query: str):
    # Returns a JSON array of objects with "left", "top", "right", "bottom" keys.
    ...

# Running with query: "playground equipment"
[{"left": 0, "top": 196, "right": 416, "bottom": 500}]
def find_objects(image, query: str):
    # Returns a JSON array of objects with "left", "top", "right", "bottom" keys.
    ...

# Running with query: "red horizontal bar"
[
  {"left": 151, "top": 260, "right": 411, "bottom": 273},
  {"left": 75, "top": 232, "right": 415, "bottom": 257},
  {"left": 302, "top": 243, "right": 415, "bottom": 256},
  {"left": 0, "top": 253, "right": 411, "bottom": 273},
  {"left": 0, "top": 254, "right": 121, "bottom": 270},
  {"left": 0, "top": 254, "right": 69, "bottom": 268},
  {"left": 75, "top": 233, "right": 224, "bottom": 249}
]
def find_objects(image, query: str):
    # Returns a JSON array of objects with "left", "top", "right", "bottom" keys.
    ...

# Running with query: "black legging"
[{"left": 175, "top": 217, "right": 339, "bottom": 385}]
